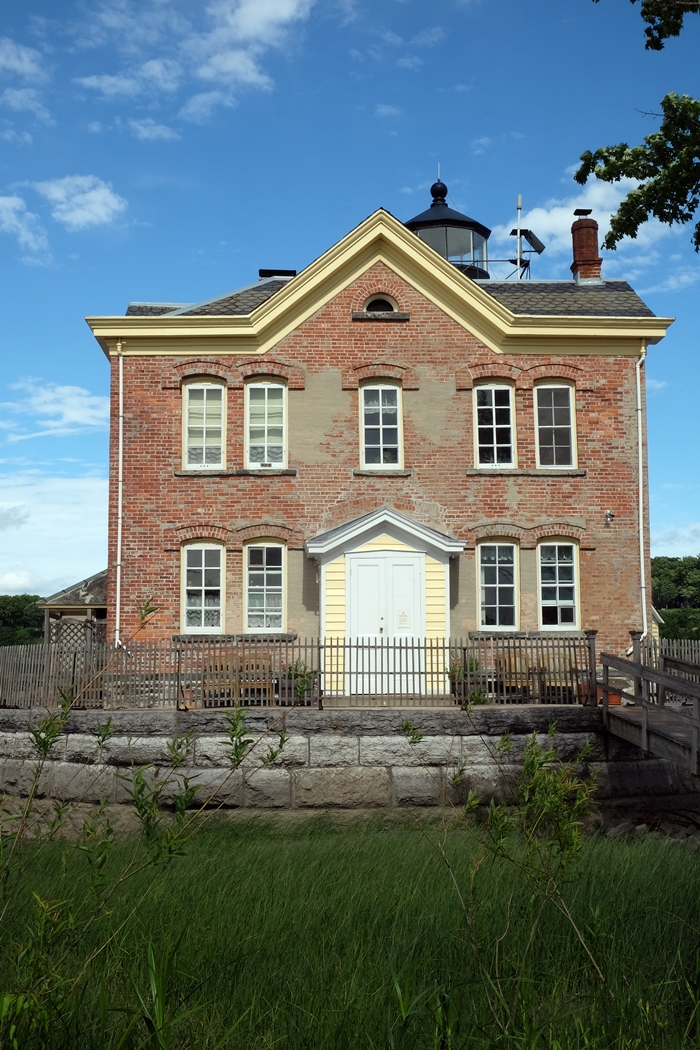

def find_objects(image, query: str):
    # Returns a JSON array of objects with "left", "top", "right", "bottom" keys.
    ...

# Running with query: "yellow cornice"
[{"left": 86, "top": 209, "right": 673, "bottom": 359}]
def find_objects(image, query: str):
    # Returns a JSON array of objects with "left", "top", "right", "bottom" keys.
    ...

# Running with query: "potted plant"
[{"left": 277, "top": 660, "right": 318, "bottom": 705}]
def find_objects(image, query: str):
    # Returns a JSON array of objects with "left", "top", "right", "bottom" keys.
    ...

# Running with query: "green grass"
[{"left": 3, "top": 815, "right": 700, "bottom": 1048}]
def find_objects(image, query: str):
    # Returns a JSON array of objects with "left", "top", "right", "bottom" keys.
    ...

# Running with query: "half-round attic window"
[{"left": 365, "top": 296, "right": 396, "bottom": 312}]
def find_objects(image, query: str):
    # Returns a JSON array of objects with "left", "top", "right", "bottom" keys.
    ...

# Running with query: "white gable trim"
[{"left": 305, "top": 508, "right": 464, "bottom": 562}]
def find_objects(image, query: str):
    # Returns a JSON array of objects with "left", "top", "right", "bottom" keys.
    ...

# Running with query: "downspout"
[
  {"left": 115, "top": 339, "right": 124, "bottom": 647},
  {"left": 636, "top": 344, "right": 648, "bottom": 641}
]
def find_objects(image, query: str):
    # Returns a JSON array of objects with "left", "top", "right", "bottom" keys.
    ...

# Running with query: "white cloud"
[
  {"left": 0, "top": 195, "right": 50, "bottom": 262},
  {"left": 639, "top": 270, "right": 700, "bottom": 295},
  {"left": 0, "top": 473, "right": 107, "bottom": 596},
  {"left": 202, "top": 0, "right": 316, "bottom": 47},
  {"left": 646, "top": 378, "right": 668, "bottom": 391},
  {"left": 0, "top": 37, "right": 47, "bottom": 82},
  {"left": 179, "top": 90, "right": 235, "bottom": 122},
  {"left": 375, "top": 103, "right": 401, "bottom": 117},
  {"left": 75, "top": 73, "right": 142, "bottom": 97},
  {"left": 0, "top": 505, "right": 29, "bottom": 530},
  {"left": 33, "top": 175, "right": 127, "bottom": 231},
  {"left": 139, "top": 57, "right": 181, "bottom": 92},
  {"left": 397, "top": 55, "right": 423, "bottom": 70},
  {"left": 410, "top": 27, "right": 444, "bottom": 46},
  {"left": 1, "top": 127, "right": 33, "bottom": 145},
  {"left": 1, "top": 379, "right": 110, "bottom": 440},
  {"left": 0, "top": 87, "right": 52, "bottom": 123},
  {"left": 87, "top": 120, "right": 102, "bottom": 133},
  {"left": 128, "top": 117, "right": 180, "bottom": 141},
  {"left": 471, "top": 135, "right": 492, "bottom": 155},
  {"left": 197, "top": 48, "right": 272, "bottom": 88},
  {"left": 651, "top": 523, "right": 700, "bottom": 558}
]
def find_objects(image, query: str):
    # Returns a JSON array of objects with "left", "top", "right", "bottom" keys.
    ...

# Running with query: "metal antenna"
[
  {"left": 437, "top": 161, "right": 440, "bottom": 180},
  {"left": 516, "top": 195, "right": 522, "bottom": 280}
]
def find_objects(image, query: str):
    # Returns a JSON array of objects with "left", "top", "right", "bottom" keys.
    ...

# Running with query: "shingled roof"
[
  {"left": 479, "top": 280, "right": 655, "bottom": 318},
  {"left": 124, "top": 276, "right": 654, "bottom": 321},
  {"left": 125, "top": 278, "right": 288, "bottom": 318},
  {"left": 39, "top": 569, "right": 108, "bottom": 610}
]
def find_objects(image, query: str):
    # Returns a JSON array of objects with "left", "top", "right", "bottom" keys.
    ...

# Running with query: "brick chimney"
[{"left": 570, "top": 210, "right": 602, "bottom": 282}]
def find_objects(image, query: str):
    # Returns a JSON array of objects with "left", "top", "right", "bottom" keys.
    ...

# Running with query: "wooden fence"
[{"left": 0, "top": 633, "right": 596, "bottom": 711}]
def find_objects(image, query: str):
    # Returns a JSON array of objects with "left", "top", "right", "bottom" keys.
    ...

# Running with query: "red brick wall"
[{"left": 106, "top": 262, "right": 650, "bottom": 657}]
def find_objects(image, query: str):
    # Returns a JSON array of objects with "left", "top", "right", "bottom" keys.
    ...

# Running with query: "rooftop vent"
[{"left": 259, "top": 268, "right": 296, "bottom": 280}]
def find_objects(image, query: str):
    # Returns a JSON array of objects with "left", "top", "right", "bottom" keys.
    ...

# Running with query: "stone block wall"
[{"left": 0, "top": 705, "right": 695, "bottom": 811}]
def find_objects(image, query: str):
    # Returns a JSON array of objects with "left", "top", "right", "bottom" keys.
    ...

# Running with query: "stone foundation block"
[
  {"left": 245, "top": 768, "right": 291, "bottom": 808},
  {"left": 358, "top": 735, "right": 417, "bottom": 766},
  {"left": 51, "top": 761, "right": 117, "bottom": 804},
  {"left": 590, "top": 759, "right": 678, "bottom": 799},
  {"left": 193, "top": 768, "right": 244, "bottom": 807},
  {"left": 392, "top": 766, "right": 442, "bottom": 806},
  {"left": 102, "top": 736, "right": 175, "bottom": 767},
  {"left": 292, "top": 766, "right": 391, "bottom": 807},
  {"left": 1, "top": 758, "right": 53, "bottom": 798},
  {"left": 64, "top": 735, "right": 103, "bottom": 765},
  {"left": 309, "top": 735, "right": 359, "bottom": 767},
  {"left": 193, "top": 735, "right": 233, "bottom": 768}
]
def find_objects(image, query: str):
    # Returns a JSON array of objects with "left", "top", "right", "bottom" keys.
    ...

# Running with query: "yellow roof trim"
[{"left": 86, "top": 209, "right": 673, "bottom": 359}]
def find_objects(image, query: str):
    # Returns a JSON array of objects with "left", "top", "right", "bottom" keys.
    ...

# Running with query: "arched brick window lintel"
[
  {"left": 519, "top": 365, "right": 582, "bottom": 391},
  {"left": 162, "top": 362, "right": 235, "bottom": 390},
  {"left": 529, "top": 524, "right": 585, "bottom": 547},
  {"left": 343, "top": 362, "right": 418, "bottom": 390},
  {"left": 163, "top": 525, "right": 230, "bottom": 550},
  {"left": 350, "top": 283, "right": 408, "bottom": 313},
  {"left": 233, "top": 523, "right": 304, "bottom": 550},
  {"left": 470, "top": 524, "right": 524, "bottom": 545},
  {"left": 458, "top": 363, "right": 521, "bottom": 391},
  {"left": 236, "top": 359, "right": 305, "bottom": 389}
]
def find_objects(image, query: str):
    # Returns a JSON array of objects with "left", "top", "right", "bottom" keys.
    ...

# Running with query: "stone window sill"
[
  {"left": 353, "top": 468, "right": 412, "bottom": 477},
  {"left": 351, "top": 311, "right": 410, "bottom": 322},
  {"left": 465, "top": 468, "right": 587, "bottom": 477},
  {"left": 174, "top": 468, "right": 297, "bottom": 477}
]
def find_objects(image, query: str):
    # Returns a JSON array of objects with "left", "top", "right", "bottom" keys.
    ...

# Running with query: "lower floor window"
[
  {"left": 479, "top": 544, "right": 516, "bottom": 627},
  {"left": 247, "top": 545, "right": 283, "bottom": 630},
  {"left": 185, "top": 546, "right": 222, "bottom": 631},
  {"left": 539, "top": 544, "right": 577, "bottom": 626}
]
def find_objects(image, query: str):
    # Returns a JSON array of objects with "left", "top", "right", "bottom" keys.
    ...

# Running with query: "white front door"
[{"left": 346, "top": 552, "right": 424, "bottom": 693}]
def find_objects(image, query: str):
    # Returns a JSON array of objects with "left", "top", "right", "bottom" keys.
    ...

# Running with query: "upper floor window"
[
  {"left": 246, "top": 381, "right": 286, "bottom": 469},
  {"left": 536, "top": 385, "right": 575, "bottom": 467},
  {"left": 185, "top": 382, "right": 224, "bottom": 468},
  {"left": 182, "top": 544, "right": 223, "bottom": 634},
  {"left": 361, "top": 384, "right": 402, "bottom": 468},
  {"left": 364, "top": 295, "right": 397, "bottom": 312},
  {"left": 479, "top": 543, "right": 516, "bottom": 629},
  {"left": 538, "top": 543, "right": 577, "bottom": 628},
  {"left": 246, "top": 544, "right": 284, "bottom": 632},
  {"left": 475, "top": 385, "right": 514, "bottom": 467}
]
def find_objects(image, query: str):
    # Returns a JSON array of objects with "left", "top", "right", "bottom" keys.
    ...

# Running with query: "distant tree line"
[
  {"left": 0, "top": 595, "right": 44, "bottom": 646},
  {"left": 652, "top": 556, "right": 700, "bottom": 639}
]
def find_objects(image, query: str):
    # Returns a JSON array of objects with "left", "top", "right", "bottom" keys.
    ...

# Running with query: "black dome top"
[{"left": 405, "top": 181, "right": 491, "bottom": 241}]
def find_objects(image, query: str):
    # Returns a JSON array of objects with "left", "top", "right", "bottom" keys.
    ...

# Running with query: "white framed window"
[
  {"left": 475, "top": 385, "right": 514, "bottom": 467},
  {"left": 361, "top": 383, "right": 402, "bottom": 468},
  {"left": 246, "top": 381, "right": 286, "bottom": 468},
  {"left": 182, "top": 544, "right": 224, "bottom": 634},
  {"left": 478, "top": 543, "right": 517, "bottom": 629},
  {"left": 184, "top": 382, "right": 225, "bottom": 469},
  {"left": 538, "top": 543, "right": 578, "bottom": 628},
  {"left": 245, "top": 544, "right": 285, "bottom": 632},
  {"left": 535, "top": 385, "right": 575, "bottom": 467}
]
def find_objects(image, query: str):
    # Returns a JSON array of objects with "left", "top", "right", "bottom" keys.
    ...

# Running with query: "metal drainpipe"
[
  {"left": 115, "top": 339, "right": 124, "bottom": 647},
  {"left": 636, "top": 345, "right": 648, "bottom": 642}
]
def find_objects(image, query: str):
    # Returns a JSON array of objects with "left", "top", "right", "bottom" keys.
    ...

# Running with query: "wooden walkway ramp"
[{"left": 601, "top": 652, "right": 700, "bottom": 777}]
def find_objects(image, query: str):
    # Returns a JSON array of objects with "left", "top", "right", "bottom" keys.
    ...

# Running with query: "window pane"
[
  {"left": 539, "top": 544, "right": 577, "bottom": 628},
  {"left": 537, "top": 387, "right": 572, "bottom": 467},
  {"left": 480, "top": 544, "right": 516, "bottom": 629},
  {"left": 362, "top": 387, "right": 401, "bottom": 467},
  {"left": 187, "top": 385, "right": 224, "bottom": 468},
  {"left": 247, "top": 546, "right": 284, "bottom": 632},
  {"left": 476, "top": 387, "right": 512, "bottom": 467},
  {"left": 247, "top": 384, "right": 285, "bottom": 468},
  {"left": 184, "top": 546, "right": 221, "bottom": 632}
]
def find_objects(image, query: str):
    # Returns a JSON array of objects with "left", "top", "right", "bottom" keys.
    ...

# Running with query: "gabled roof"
[
  {"left": 480, "top": 280, "right": 654, "bottom": 318},
  {"left": 305, "top": 508, "right": 465, "bottom": 559},
  {"left": 38, "top": 568, "right": 108, "bottom": 610},
  {"left": 87, "top": 208, "right": 673, "bottom": 359}
]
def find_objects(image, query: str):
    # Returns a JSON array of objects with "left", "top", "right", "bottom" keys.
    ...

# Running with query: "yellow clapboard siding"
[
  {"left": 425, "top": 556, "right": 446, "bottom": 638},
  {"left": 355, "top": 534, "right": 413, "bottom": 552},
  {"left": 324, "top": 558, "right": 346, "bottom": 690}
]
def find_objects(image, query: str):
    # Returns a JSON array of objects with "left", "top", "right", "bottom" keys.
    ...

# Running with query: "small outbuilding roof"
[{"left": 38, "top": 568, "right": 108, "bottom": 611}]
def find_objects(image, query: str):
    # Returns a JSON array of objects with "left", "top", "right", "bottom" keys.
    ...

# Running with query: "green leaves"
[
  {"left": 592, "top": 0, "right": 700, "bottom": 50},
  {"left": 575, "top": 93, "right": 700, "bottom": 251}
]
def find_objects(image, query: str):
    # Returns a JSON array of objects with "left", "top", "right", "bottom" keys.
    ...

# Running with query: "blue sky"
[{"left": 0, "top": 0, "right": 698, "bottom": 596}]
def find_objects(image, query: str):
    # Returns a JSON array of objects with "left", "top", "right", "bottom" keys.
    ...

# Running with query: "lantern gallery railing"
[{"left": 0, "top": 634, "right": 596, "bottom": 711}]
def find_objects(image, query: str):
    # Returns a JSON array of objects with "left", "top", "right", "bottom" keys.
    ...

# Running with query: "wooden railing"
[
  {"left": 0, "top": 633, "right": 596, "bottom": 711},
  {"left": 600, "top": 651, "right": 700, "bottom": 774}
]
